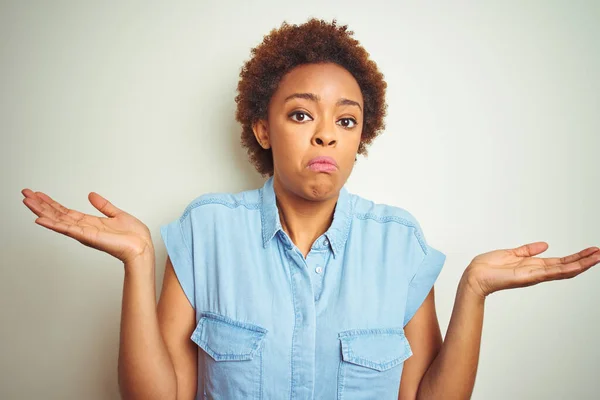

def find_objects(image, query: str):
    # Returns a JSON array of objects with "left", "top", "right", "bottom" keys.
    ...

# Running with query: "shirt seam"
[
  {"left": 354, "top": 212, "right": 428, "bottom": 255},
  {"left": 179, "top": 197, "right": 260, "bottom": 220}
]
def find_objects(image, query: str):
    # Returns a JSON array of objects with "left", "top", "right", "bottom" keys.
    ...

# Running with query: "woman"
[{"left": 22, "top": 19, "right": 599, "bottom": 400}]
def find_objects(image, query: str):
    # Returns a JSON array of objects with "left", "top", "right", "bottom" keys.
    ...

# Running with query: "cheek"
[
  {"left": 344, "top": 134, "right": 362, "bottom": 163},
  {"left": 271, "top": 124, "right": 311, "bottom": 152},
  {"left": 269, "top": 130, "right": 308, "bottom": 169},
  {"left": 346, "top": 130, "right": 362, "bottom": 152}
]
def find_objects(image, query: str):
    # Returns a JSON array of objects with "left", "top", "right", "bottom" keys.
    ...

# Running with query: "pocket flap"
[
  {"left": 191, "top": 313, "right": 267, "bottom": 361},
  {"left": 338, "top": 328, "right": 413, "bottom": 371}
]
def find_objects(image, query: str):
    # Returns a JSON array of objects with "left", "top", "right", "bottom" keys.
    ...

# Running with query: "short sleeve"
[
  {"left": 159, "top": 211, "right": 195, "bottom": 309},
  {"left": 403, "top": 244, "right": 446, "bottom": 327}
]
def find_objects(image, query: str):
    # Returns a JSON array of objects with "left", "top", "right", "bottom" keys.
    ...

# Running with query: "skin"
[
  {"left": 21, "top": 62, "right": 600, "bottom": 400},
  {"left": 253, "top": 62, "right": 364, "bottom": 257}
]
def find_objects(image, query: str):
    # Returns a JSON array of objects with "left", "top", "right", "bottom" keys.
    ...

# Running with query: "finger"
[
  {"left": 21, "top": 188, "right": 37, "bottom": 198},
  {"left": 23, "top": 193, "right": 83, "bottom": 225},
  {"left": 527, "top": 251, "right": 600, "bottom": 282},
  {"left": 22, "top": 189, "right": 73, "bottom": 220},
  {"left": 542, "top": 247, "right": 600, "bottom": 267},
  {"left": 22, "top": 196, "right": 60, "bottom": 220},
  {"left": 88, "top": 192, "right": 123, "bottom": 218},
  {"left": 36, "top": 215, "right": 127, "bottom": 255},
  {"left": 23, "top": 190, "right": 107, "bottom": 229},
  {"left": 34, "top": 191, "right": 73, "bottom": 215},
  {"left": 35, "top": 215, "right": 106, "bottom": 246},
  {"left": 34, "top": 216, "right": 86, "bottom": 239},
  {"left": 511, "top": 242, "right": 549, "bottom": 258},
  {"left": 36, "top": 191, "right": 89, "bottom": 224},
  {"left": 560, "top": 250, "right": 600, "bottom": 273}
]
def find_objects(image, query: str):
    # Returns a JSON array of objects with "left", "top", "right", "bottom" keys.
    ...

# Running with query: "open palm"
[
  {"left": 22, "top": 189, "right": 153, "bottom": 264},
  {"left": 465, "top": 242, "right": 600, "bottom": 298}
]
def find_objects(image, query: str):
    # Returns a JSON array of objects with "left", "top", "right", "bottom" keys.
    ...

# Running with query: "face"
[{"left": 253, "top": 62, "right": 364, "bottom": 201}]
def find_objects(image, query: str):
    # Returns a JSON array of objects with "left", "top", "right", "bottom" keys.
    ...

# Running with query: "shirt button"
[
  {"left": 323, "top": 238, "right": 329, "bottom": 246},
  {"left": 315, "top": 266, "right": 323, "bottom": 274}
]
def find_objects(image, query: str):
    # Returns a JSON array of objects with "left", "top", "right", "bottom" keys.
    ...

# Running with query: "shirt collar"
[{"left": 260, "top": 176, "right": 353, "bottom": 258}]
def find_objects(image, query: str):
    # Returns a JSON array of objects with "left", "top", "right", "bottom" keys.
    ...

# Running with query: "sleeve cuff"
[
  {"left": 160, "top": 219, "right": 195, "bottom": 309},
  {"left": 403, "top": 245, "right": 446, "bottom": 327}
]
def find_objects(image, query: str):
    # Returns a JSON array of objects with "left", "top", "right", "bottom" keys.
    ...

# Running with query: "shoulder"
[
  {"left": 349, "top": 192, "right": 428, "bottom": 255},
  {"left": 177, "top": 186, "right": 262, "bottom": 222},
  {"left": 351, "top": 192, "right": 421, "bottom": 229}
]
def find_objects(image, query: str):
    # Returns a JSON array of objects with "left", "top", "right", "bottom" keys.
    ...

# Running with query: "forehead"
[{"left": 273, "top": 62, "right": 363, "bottom": 105}]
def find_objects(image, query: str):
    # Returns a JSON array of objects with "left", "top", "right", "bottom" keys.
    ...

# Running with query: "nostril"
[{"left": 316, "top": 138, "right": 323, "bottom": 145}]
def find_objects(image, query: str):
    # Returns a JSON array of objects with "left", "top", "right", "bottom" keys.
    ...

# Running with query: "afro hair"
[{"left": 235, "top": 18, "right": 387, "bottom": 176}]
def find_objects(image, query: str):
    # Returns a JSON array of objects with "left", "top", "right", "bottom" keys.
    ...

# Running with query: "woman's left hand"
[{"left": 463, "top": 242, "right": 600, "bottom": 298}]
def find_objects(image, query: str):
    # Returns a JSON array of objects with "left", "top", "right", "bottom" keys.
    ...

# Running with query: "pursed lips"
[{"left": 307, "top": 156, "right": 338, "bottom": 172}]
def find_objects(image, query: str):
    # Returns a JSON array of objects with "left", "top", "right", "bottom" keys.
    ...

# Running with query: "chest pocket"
[
  {"left": 191, "top": 312, "right": 267, "bottom": 399},
  {"left": 337, "top": 328, "right": 413, "bottom": 400}
]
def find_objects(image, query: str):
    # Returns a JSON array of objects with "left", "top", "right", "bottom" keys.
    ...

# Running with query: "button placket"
[
  {"left": 310, "top": 250, "right": 331, "bottom": 302},
  {"left": 286, "top": 244, "right": 316, "bottom": 399}
]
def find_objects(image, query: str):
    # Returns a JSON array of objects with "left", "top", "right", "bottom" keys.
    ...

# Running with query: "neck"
[{"left": 273, "top": 176, "right": 339, "bottom": 257}]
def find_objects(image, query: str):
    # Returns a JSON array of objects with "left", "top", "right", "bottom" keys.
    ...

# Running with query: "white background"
[{"left": 1, "top": 1, "right": 598, "bottom": 399}]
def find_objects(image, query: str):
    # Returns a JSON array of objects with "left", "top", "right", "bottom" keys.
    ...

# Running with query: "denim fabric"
[{"left": 159, "top": 176, "right": 446, "bottom": 400}]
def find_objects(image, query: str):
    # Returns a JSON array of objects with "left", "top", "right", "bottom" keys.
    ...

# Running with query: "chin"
[
  {"left": 303, "top": 173, "right": 341, "bottom": 201},
  {"left": 276, "top": 169, "right": 344, "bottom": 202}
]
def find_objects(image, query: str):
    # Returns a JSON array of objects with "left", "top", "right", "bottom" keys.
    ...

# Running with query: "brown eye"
[
  {"left": 289, "top": 111, "right": 313, "bottom": 123},
  {"left": 337, "top": 118, "right": 357, "bottom": 129}
]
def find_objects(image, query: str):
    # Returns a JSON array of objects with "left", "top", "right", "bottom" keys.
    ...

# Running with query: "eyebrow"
[{"left": 283, "top": 92, "right": 362, "bottom": 112}]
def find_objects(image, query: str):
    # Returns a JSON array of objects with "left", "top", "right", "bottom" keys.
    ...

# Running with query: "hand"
[
  {"left": 463, "top": 242, "right": 600, "bottom": 298},
  {"left": 22, "top": 189, "right": 154, "bottom": 264}
]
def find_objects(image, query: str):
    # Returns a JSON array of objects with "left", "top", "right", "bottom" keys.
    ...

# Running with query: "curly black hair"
[{"left": 235, "top": 18, "right": 387, "bottom": 176}]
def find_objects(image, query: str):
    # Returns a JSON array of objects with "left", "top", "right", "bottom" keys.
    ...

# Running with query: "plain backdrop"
[{"left": 1, "top": 1, "right": 598, "bottom": 399}]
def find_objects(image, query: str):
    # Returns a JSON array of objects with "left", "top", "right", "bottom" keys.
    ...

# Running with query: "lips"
[{"left": 307, "top": 156, "right": 338, "bottom": 172}]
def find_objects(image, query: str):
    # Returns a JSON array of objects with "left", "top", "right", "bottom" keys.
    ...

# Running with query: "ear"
[{"left": 252, "top": 119, "right": 271, "bottom": 149}]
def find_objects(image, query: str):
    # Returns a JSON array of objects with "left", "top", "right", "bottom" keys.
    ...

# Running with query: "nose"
[{"left": 312, "top": 120, "right": 337, "bottom": 147}]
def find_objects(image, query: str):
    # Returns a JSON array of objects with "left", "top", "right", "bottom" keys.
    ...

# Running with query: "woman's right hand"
[{"left": 22, "top": 189, "right": 154, "bottom": 264}]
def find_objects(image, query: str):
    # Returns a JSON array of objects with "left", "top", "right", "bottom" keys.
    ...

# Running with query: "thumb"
[
  {"left": 511, "top": 241, "right": 549, "bottom": 258},
  {"left": 88, "top": 192, "right": 123, "bottom": 218}
]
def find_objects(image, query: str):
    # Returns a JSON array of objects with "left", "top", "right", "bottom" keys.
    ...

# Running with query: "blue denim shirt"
[{"left": 159, "top": 176, "right": 446, "bottom": 400}]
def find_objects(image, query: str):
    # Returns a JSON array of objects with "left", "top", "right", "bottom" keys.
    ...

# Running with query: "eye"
[
  {"left": 337, "top": 118, "right": 358, "bottom": 129},
  {"left": 289, "top": 111, "right": 314, "bottom": 123}
]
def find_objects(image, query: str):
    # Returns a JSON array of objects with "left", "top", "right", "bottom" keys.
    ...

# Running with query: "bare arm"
[
  {"left": 21, "top": 189, "right": 198, "bottom": 399},
  {"left": 399, "top": 280, "right": 484, "bottom": 400},
  {"left": 399, "top": 244, "right": 600, "bottom": 400},
  {"left": 156, "top": 256, "right": 198, "bottom": 399},
  {"left": 118, "top": 254, "right": 198, "bottom": 400},
  {"left": 416, "top": 280, "right": 484, "bottom": 400},
  {"left": 398, "top": 287, "right": 443, "bottom": 399},
  {"left": 118, "top": 252, "right": 179, "bottom": 400}
]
